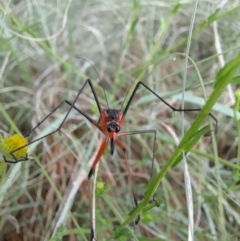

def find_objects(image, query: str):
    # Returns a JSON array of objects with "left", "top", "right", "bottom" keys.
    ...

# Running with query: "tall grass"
[{"left": 0, "top": 1, "right": 240, "bottom": 241}]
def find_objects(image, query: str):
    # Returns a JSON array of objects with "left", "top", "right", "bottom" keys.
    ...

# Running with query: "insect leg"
[
  {"left": 114, "top": 138, "right": 138, "bottom": 224},
  {"left": 88, "top": 137, "right": 108, "bottom": 179},
  {"left": 9, "top": 79, "right": 103, "bottom": 163},
  {"left": 116, "top": 129, "right": 157, "bottom": 224},
  {"left": 3, "top": 154, "right": 29, "bottom": 164},
  {"left": 88, "top": 179, "right": 95, "bottom": 241},
  {"left": 87, "top": 138, "right": 109, "bottom": 241},
  {"left": 117, "top": 130, "right": 157, "bottom": 179},
  {"left": 25, "top": 78, "right": 102, "bottom": 138},
  {"left": 122, "top": 81, "right": 218, "bottom": 133}
]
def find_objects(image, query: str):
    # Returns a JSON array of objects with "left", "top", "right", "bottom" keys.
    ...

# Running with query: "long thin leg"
[
  {"left": 25, "top": 78, "right": 102, "bottom": 138},
  {"left": 88, "top": 139, "right": 109, "bottom": 240},
  {"left": 117, "top": 129, "right": 156, "bottom": 179},
  {"left": 116, "top": 129, "right": 157, "bottom": 223},
  {"left": 88, "top": 137, "right": 109, "bottom": 179},
  {"left": 122, "top": 81, "right": 218, "bottom": 132},
  {"left": 8, "top": 79, "right": 103, "bottom": 163},
  {"left": 88, "top": 179, "right": 95, "bottom": 241},
  {"left": 114, "top": 138, "right": 142, "bottom": 224},
  {"left": 3, "top": 154, "right": 29, "bottom": 164}
]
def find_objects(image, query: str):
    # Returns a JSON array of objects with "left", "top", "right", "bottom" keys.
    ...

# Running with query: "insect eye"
[
  {"left": 115, "top": 125, "right": 120, "bottom": 132},
  {"left": 107, "top": 126, "right": 112, "bottom": 132}
]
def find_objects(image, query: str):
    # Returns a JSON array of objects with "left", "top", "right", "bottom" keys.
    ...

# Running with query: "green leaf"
[
  {"left": 96, "top": 180, "right": 109, "bottom": 197},
  {"left": 172, "top": 125, "right": 211, "bottom": 168},
  {"left": 114, "top": 227, "right": 132, "bottom": 239},
  {"left": 142, "top": 199, "right": 163, "bottom": 213},
  {"left": 138, "top": 237, "right": 165, "bottom": 241},
  {"left": 232, "top": 75, "right": 240, "bottom": 84},
  {"left": 0, "top": 162, "right": 7, "bottom": 186},
  {"left": 130, "top": 17, "right": 139, "bottom": 33},
  {"left": 214, "top": 56, "right": 240, "bottom": 89},
  {"left": 171, "top": 1, "right": 181, "bottom": 15},
  {"left": 199, "top": 9, "right": 220, "bottom": 30}
]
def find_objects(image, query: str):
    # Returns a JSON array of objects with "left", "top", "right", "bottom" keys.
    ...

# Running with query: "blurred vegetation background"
[{"left": 0, "top": 0, "right": 240, "bottom": 240}]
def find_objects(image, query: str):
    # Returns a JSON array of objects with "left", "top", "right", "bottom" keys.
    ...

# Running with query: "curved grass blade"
[{"left": 172, "top": 125, "right": 211, "bottom": 168}]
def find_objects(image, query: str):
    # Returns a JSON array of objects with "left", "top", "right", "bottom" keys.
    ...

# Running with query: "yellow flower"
[{"left": 0, "top": 134, "right": 28, "bottom": 160}]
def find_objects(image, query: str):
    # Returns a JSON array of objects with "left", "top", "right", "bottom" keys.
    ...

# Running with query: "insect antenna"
[
  {"left": 76, "top": 57, "right": 109, "bottom": 110},
  {"left": 120, "top": 61, "right": 159, "bottom": 112}
]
